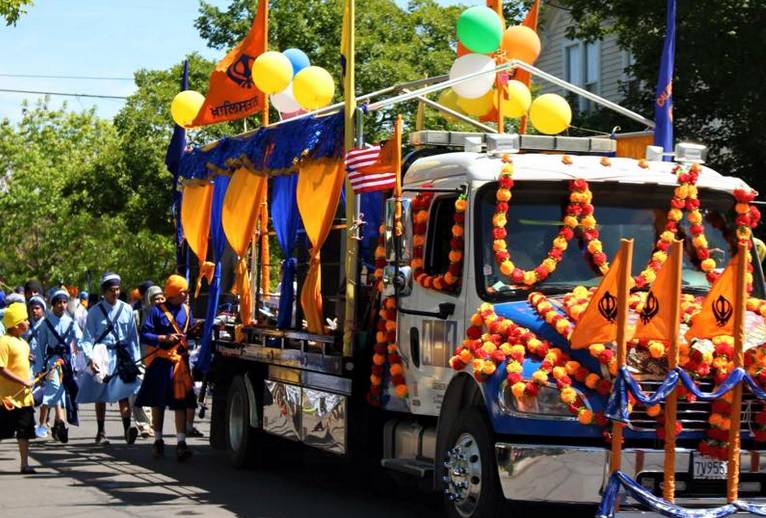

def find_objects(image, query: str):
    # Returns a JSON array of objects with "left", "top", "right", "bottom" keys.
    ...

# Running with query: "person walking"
[
  {"left": 0, "top": 303, "right": 37, "bottom": 473},
  {"left": 76, "top": 272, "right": 141, "bottom": 445},
  {"left": 130, "top": 283, "right": 161, "bottom": 439},
  {"left": 37, "top": 289, "right": 82, "bottom": 443},
  {"left": 25, "top": 296, "right": 47, "bottom": 438},
  {"left": 135, "top": 275, "right": 196, "bottom": 462}
]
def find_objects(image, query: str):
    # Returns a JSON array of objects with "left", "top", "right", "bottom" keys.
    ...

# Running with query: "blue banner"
[
  {"left": 653, "top": 0, "right": 676, "bottom": 159},
  {"left": 166, "top": 60, "right": 189, "bottom": 275}
]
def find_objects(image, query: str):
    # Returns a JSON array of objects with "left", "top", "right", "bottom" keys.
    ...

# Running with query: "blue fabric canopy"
[
  {"left": 359, "top": 191, "right": 385, "bottom": 269},
  {"left": 271, "top": 174, "right": 301, "bottom": 329},
  {"left": 179, "top": 112, "right": 344, "bottom": 180}
]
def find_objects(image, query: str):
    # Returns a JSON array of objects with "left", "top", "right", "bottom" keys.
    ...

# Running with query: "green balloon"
[{"left": 456, "top": 6, "right": 503, "bottom": 54}]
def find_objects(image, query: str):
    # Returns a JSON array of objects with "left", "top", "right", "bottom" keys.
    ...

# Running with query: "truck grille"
[{"left": 628, "top": 378, "right": 760, "bottom": 433}]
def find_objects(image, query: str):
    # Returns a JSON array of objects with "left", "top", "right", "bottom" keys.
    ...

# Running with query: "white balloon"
[
  {"left": 270, "top": 83, "right": 301, "bottom": 114},
  {"left": 449, "top": 53, "right": 496, "bottom": 99}
]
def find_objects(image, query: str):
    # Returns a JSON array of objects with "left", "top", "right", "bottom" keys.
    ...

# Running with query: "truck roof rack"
[{"left": 409, "top": 130, "right": 617, "bottom": 155}]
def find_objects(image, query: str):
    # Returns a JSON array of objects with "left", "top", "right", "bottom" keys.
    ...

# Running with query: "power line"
[
  {"left": 0, "top": 73, "right": 134, "bottom": 81},
  {"left": 0, "top": 88, "right": 128, "bottom": 100}
]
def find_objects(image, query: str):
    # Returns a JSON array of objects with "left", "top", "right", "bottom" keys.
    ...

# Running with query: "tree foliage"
[
  {"left": 555, "top": 0, "right": 766, "bottom": 191},
  {"left": 0, "top": 0, "right": 33, "bottom": 25}
]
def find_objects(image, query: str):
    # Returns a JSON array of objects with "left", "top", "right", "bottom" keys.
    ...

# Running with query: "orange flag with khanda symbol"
[
  {"left": 685, "top": 256, "right": 740, "bottom": 341},
  {"left": 569, "top": 244, "right": 631, "bottom": 349},
  {"left": 191, "top": 0, "right": 266, "bottom": 126},
  {"left": 634, "top": 241, "right": 683, "bottom": 342}
]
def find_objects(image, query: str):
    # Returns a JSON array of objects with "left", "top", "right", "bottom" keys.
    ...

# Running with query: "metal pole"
[
  {"left": 261, "top": 0, "right": 269, "bottom": 128},
  {"left": 342, "top": 0, "right": 357, "bottom": 358}
]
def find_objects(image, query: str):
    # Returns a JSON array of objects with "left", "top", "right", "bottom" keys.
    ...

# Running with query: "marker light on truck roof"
[
  {"left": 485, "top": 134, "right": 520, "bottom": 155},
  {"left": 674, "top": 142, "right": 707, "bottom": 164}
]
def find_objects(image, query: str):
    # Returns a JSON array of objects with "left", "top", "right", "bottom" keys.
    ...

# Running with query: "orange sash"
[{"left": 147, "top": 304, "right": 193, "bottom": 400}]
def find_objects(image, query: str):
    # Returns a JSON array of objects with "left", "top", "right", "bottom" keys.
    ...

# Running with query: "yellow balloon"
[
  {"left": 493, "top": 80, "right": 532, "bottom": 118},
  {"left": 437, "top": 89, "right": 464, "bottom": 122},
  {"left": 456, "top": 89, "right": 494, "bottom": 117},
  {"left": 529, "top": 93, "right": 572, "bottom": 134},
  {"left": 252, "top": 51, "right": 293, "bottom": 94},
  {"left": 293, "top": 66, "right": 335, "bottom": 110},
  {"left": 170, "top": 90, "right": 205, "bottom": 128}
]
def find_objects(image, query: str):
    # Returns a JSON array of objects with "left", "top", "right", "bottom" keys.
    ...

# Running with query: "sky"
[{"left": 0, "top": 0, "right": 471, "bottom": 124}]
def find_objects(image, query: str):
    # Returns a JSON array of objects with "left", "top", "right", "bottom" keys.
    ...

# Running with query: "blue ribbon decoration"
[
  {"left": 606, "top": 366, "right": 766, "bottom": 423},
  {"left": 597, "top": 470, "right": 766, "bottom": 518}
]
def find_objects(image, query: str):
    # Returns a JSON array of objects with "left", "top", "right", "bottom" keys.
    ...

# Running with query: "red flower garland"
[{"left": 367, "top": 296, "right": 407, "bottom": 406}]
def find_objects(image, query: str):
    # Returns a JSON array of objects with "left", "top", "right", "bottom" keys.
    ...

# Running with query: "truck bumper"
[{"left": 495, "top": 443, "right": 766, "bottom": 505}]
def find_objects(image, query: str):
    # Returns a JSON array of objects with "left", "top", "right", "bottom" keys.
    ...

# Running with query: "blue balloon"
[{"left": 282, "top": 48, "right": 310, "bottom": 76}]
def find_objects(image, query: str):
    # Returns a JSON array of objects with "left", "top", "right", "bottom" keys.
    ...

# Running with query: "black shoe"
[
  {"left": 95, "top": 432, "right": 110, "bottom": 446},
  {"left": 20, "top": 466, "right": 37, "bottom": 474},
  {"left": 186, "top": 426, "right": 204, "bottom": 438},
  {"left": 176, "top": 441, "right": 192, "bottom": 462},
  {"left": 125, "top": 426, "right": 138, "bottom": 445},
  {"left": 51, "top": 424, "right": 59, "bottom": 442},
  {"left": 153, "top": 439, "right": 165, "bottom": 459},
  {"left": 57, "top": 423, "right": 69, "bottom": 444}
]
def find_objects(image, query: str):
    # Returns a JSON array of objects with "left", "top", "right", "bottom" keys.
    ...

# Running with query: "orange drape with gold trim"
[
  {"left": 181, "top": 181, "right": 215, "bottom": 296},
  {"left": 222, "top": 167, "right": 267, "bottom": 325},
  {"left": 297, "top": 158, "right": 345, "bottom": 334}
]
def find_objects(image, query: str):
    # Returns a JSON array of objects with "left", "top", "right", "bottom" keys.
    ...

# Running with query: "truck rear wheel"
[
  {"left": 441, "top": 407, "right": 504, "bottom": 518},
  {"left": 225, "top": 375, "right": 258, "bottom": 468}
]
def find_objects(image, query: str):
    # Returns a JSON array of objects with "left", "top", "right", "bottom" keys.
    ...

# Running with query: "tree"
[
  {"left": 0, "top": 0, "right": 33, "bottom": 25},
  {"left": 554, "top": 1, "right": 766, "bottom": 193}
]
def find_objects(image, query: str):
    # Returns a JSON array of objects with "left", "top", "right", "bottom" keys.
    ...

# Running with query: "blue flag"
[
  {"left": 653, "top": 0, "right": 675, "bottom": 160},
  {"left": 165, "top": 60, "right": 189, "bottom": 274}
]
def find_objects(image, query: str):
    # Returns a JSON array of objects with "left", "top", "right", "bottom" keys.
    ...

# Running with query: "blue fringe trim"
[{"left": 179, "top": 112, "right": 344, "bottom": 180}]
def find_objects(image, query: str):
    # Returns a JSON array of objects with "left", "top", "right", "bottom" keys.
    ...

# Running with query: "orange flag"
[
  {"left": 355, "top": 117, "right": 402, "bottom": 175},
  {"left": 191, "top": 0, "right": 266, "bottom": 126},
  {"left": 634, "top": 242, "right": 682, "bottom": 342},
  {"left": 569, "top": 244, "right": 630, "bottom": 349},
  {"left": 685, "top": 256, "right": 740, "bottom": 341}
]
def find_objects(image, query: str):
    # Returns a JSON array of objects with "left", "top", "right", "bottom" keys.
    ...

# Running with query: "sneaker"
[
  {"left": 176, "top": 441, "right": 192, "bottom": 463},
  {"left": 56, "top": 423, "right": 69, "bottom": 444},
  {"left": 152, "top": 439, "right": 165, "bottom": 459},
  {"left": 34, "top": 425, "right": 49, "bottom": 439},
  {"left": 139, "top": 425, "right": 154, "bottom": 439},
  {"left": 125, "top": 426, "right": 138, "bottom": 445},
  {"left": 20, "top": 466, "right": 37, "bottom": 474},
  {"left": 95, "top": 432, "right": 110, "bottom": 446},
  {"left": 186, "top": 426, "right": 204, "bottom": 438}
]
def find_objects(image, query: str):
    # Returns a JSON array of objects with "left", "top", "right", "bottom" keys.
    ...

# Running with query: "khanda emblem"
[
  {"left": 598, "top": 291, "right": 618, "bottom": 323},
  {"left": 639, "top": 292, "right": 660, "bottom": 325},
  {"left": 226, "top": 53, "right": 255, "bottom": 89},
  {"left": 712, "top": 295, "right": 733, "bottom": 327}
]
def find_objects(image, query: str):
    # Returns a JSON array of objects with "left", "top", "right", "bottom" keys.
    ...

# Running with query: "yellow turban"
[
  {"left": 164, "top": 274, "right": 189, "bottom": 299},
  {"left": 3, "top": 302, "right": 28, "bottom": 329}
]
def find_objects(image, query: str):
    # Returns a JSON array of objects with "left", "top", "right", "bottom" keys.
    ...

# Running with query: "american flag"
[{"left": 345, "top": 146, "right": 396, "bottom": 194}]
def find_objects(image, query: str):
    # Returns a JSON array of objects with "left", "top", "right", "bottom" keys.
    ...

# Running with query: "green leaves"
[{"left": 0, "top": 0, "right": 33, "bottom": 26}]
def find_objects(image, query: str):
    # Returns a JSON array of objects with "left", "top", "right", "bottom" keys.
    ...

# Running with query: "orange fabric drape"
[
  {"left": 181, "top": 181, "right": 215, "bottom": 296},
  {"left": 297, "top": 158, "right": 346, "bottom": 334},
  {"left": 259, "top": 202, "right": 270, "bottom": 298},
  {"left": 221, "top": 167, "right": 268, "bottom": 325}
]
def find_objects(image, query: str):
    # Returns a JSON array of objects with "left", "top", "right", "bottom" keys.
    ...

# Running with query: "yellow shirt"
[{"left": 0, "top": 335, "right": 33, "bottom": 407}]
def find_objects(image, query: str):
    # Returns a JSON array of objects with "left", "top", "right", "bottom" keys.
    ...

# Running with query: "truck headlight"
[{"left": 499, "top": 382, "right": 585, "bottom": 419}]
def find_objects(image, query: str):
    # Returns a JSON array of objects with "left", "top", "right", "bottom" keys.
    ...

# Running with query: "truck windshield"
[{"left": 475, "top": 181, "right": 737, "bottom": 299}]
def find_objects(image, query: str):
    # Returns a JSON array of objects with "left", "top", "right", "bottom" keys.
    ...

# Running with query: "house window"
[
  {"left": 622, "top": 50, "right": 638, "bottom": 96},
  {"left": 563, "top": 40, "right": 601, "bottom": 112}
]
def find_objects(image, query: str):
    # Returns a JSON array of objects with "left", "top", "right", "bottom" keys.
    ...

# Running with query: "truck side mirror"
[{"left": 385, "top": 197, "right": 411, "bottom": 263}]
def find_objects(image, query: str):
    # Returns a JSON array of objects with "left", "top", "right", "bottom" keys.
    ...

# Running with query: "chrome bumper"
[{"left": 495, "top": 443, "right": 766, "bottom": 505}]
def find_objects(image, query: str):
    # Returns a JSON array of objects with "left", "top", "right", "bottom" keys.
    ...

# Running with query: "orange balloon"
[
  {"left": 457, "top": 41, "right": 470, "bottom": 57},
  {"left": 502, "top": 25, "right": 541, "bottom": 64}
]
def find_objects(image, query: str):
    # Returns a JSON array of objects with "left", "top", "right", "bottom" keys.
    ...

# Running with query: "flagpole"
[
  {"left": 610, "top": 238, "right": 633, "bottom": 476},
  {"left": 261, "top": 0, "right": 269, "bottom": 127},
  {"left": 662, "top": 239, "right": 683, "bottom": 502},
  {"left": 491, "top": 0, "right": 505, "bottom": 133},
  {"left": 342, "top": 0, "right": 357, "bottom": 358}
]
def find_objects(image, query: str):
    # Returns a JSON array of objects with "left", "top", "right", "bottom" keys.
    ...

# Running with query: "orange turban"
[{"left": 164, "top": 274, "right": 189, "bottom": 299}]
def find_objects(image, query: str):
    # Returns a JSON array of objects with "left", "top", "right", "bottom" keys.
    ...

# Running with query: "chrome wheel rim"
[
  {"left": 228, "top": 389, "right": 244, "bottom": 453},
  {"left": 443, "top": 432, "right": 483, "bottom": 517}
]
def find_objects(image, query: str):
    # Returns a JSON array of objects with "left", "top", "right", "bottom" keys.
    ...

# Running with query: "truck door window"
[{"left": 426, "top": 195, "right": 459, "bottom": 276}]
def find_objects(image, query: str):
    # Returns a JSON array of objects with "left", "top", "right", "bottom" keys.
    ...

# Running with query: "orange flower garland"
[
  {"left": 410, "top": 192, "right": 466, "bottom": 291},
  {"left": 367, "top": 296, "right": 407, "bottom": 406},
  {"left": 373, "top": 224, "right": 386, "bottom": 293}
]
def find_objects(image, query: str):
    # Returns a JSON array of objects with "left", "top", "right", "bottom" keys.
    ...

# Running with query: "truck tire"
[
  {"left": 225, "top": 375, "right": 258, "bottom": 468},
  {"left": 441, "top": 407, "right": 504, "bottom": 518}
]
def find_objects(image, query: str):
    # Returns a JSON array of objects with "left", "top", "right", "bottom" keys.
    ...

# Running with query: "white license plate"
[{"left": 693, "top": 455, "right": 728, "bottom": 480}]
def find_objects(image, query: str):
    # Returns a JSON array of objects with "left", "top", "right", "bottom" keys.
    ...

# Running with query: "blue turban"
[
  {"left": 51, "top": 289, "right": 69, "bottom": 304},
  {"left": 100, "top": 272, "right": 121, "bottom": 291}
]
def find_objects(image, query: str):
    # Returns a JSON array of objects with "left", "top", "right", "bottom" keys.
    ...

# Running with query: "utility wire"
[
  {"left": 0, "top": 73, "right": 134, "bottom": 81},
  {"left": 0, "top": 88, "right": 128, "bottom": 100}
]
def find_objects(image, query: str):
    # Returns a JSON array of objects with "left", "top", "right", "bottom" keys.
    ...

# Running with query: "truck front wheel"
[
  {"left": 225, "top": 375, "right": 258, "bottom": 468},
  {"left": 441, "top": 407, "right": 504, "bottom": 518}
]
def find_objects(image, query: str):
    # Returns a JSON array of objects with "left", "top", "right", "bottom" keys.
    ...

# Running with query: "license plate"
[{"left": 693, "top": 455, "right": 728, "bottom": 480}]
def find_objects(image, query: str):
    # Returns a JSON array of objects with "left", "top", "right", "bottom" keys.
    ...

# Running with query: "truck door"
[{"left": 396, "top": 182, "right": 467, "bottom": 416}]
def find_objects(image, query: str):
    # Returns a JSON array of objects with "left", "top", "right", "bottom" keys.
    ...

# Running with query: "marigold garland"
[
  {"left": 410, "top": 192, "right": 466, "bottom": 291},
  {"left": 373, "top": 224, "right": 386, "bottom": 293},
  {"left": 367, "top": 296, "right": 407, "bottom": 406}
]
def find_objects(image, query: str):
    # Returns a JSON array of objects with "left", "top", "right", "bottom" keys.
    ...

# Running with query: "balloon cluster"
[
  {"left": 444, "top": 6, "right": 572, "bottom": 135},
  {"left": 170, "top": 48, "right": 335, "bottom": 128}
]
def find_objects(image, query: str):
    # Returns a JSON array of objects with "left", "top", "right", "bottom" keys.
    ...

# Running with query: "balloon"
[
  {"left": 437, "top": 89, "right": 464, "bottom": 122},
  {"left": 293, "top": 66, "right": 335, "bottom": 109},
  {"left": 457, "top": 90, "right": 495, "bottom": 117},
  {"left": 456, "top": 41, "right": 470, "bottom": 57},
  {"left": 252, "top": 51, "right": 293, "bottom": 94},
  {"left": 456, "top": 6, "right": 503, "bottom": 54},
  {"left": 493, "top": 79, "right": 532, "bottom": 118},
  {"left": 271, "top": 83, "right": 301, "bottom": 113},
  {"left": 170, "top": 90, "right": 204, "bottom": 128},
  {"left": 449, "top": 53, "right": 496, "bottom": 99},
  {"left": 502, "top": 25, "right": 541, "bottom": 65},
  {"left": 529, "top": 94, "right": 572, "bottom": 135},
  {"left": 282, "top": 48, "right": 310, "bottom": 76}
]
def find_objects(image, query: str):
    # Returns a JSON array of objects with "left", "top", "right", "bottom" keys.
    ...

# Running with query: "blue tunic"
[
  {"left": 38, "top": 312, "right": 81, "bottom": 407},
  {"left": 24, "top": 317, "right": 45, "bottom": 377},
  {"left": 76, "top": 300, "right": 141, "bottom": 403}
]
